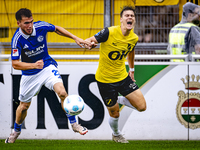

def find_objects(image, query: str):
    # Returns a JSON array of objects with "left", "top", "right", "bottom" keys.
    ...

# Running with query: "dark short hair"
[
  {"left": 15, "top": 8, "right": 32, "bottom": 21},
  {"left": 120, "top": 6, "right": 136, "bottom": 17}
]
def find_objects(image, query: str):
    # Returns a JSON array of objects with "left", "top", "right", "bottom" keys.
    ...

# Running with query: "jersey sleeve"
[
  {"left": 37, "top": 21, "right": 55, "bottom": 32},
  {"left": 133, "top": 42, "right": 137, "bottom": 51},
  {"left": 94, "top": 27, "right": 109, "bottom": 43},
  {"left": 11, "top": 36, "right": 21, "bottom": 60}
]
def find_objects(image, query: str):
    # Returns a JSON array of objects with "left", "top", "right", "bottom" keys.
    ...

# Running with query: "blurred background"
[{"left": 0, "top": 0, "right": 198, "bottom": 61}]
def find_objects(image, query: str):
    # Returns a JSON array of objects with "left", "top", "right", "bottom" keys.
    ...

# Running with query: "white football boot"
[
  {"left": 71, "top": 122, "right": 88, "bottom": 135},
  {"left": 5, "top": 130, "right": 21, "bottom": 143}
]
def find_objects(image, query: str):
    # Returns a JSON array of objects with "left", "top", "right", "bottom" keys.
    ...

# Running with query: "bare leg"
[
  {"left": 5, "top": 101, "right": 31, "bottom": 143},
  {"left": 53, "top": 82, "right": 88, "bottom": 135},
  {"left": 53, "top": 82, "right": 68, "bottom": 110},
  {"left": 16, "top": 101, "right": 31, "bottom": 124},
  {"left": 125, "top": 89, "right": 146, "bottom": 112},
  {"left": 117, "top": 96, "right": 137, "bottom": 109}
]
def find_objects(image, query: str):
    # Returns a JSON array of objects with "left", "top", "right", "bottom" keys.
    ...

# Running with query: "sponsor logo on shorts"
[
  {"left": 106, "top": 99, "right": 113, "bottom": 106},
  {"left": 129, "top": 83, "right": 137, "bottom": 89}
]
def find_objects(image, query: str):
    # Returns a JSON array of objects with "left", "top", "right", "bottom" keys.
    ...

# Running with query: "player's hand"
[
  {"left": 84, "top": 39, "right": 97, "bottom": 50},
  {"left": 89, "top": 41, "right": 97, "bottom": 49},
  {"left": 129, "top": 70, "right": 136, "bottom": 82},
  {"left": 35, "top": 60, "right": 44, "bottom": 69},
  {"left": 74, "top": 37, "right": 91, "bottom": 48}
]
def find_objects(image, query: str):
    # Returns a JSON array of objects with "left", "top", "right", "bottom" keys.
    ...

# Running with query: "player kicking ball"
[
  {"left": 85, "top": 6, "right": 147, "bottom": 143},
  {"left": 5, "top": 8, "right": 89, "bottom": 143}
]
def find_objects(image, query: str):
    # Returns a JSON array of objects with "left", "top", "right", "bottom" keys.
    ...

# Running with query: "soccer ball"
[{"left": 63, "top": 95, "right": 85, "bottom": 116}]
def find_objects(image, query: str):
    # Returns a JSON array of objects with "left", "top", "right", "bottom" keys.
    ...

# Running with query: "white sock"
[
  {"left": 108, "top": 116, "right": 121, "bottom": 136},
  {"left": 117, "top": 96, "right": 136, "bottom": 110}
]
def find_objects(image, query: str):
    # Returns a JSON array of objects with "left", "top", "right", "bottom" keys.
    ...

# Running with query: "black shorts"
[{"left": 97, "top": 75, "right": 139, "bottom": 107}]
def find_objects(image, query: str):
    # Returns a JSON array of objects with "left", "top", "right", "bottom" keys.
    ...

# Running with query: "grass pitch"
[{"left": 1, "top": 139, "right": 200, "bottom": 150}]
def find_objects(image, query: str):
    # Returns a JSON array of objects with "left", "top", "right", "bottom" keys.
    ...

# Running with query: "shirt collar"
[{"left": 19, "top": 26, "right": 36, "bottom": 39}]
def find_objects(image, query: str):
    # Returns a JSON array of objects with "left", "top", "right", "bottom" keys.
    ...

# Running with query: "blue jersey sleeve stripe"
[
  {"left": 12, "top": 32, "right": 21, "bottom": 48},
  {"left": 34, "top": 24, "right": 52, "bottom": 28},
  {"left": 34, "top": 21, "right": 53, "bottom": 28},
  {"left": 13, "top": 33, "right": 20, "bottom": 48}
]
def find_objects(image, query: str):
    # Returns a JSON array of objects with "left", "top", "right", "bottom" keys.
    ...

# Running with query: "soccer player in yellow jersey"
[{"left": 85, "top": 6, "right": 146, "bottom": 143}]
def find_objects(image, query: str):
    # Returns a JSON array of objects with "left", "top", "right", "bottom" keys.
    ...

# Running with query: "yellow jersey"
[{"left": 94, "top": 25, "right": 138, "bottom": 83}]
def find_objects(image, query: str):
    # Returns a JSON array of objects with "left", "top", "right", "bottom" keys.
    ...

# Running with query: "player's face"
[
  {"left": 120, "top": 10, "right": 135, "bottom": 30},
  {"left": 17, "top": 16, "right": 33, "bottom": 35}
]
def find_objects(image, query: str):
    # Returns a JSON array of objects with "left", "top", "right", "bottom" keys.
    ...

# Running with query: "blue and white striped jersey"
[{"left": 11, "top": 21, "right": 57, "bottom": 75}]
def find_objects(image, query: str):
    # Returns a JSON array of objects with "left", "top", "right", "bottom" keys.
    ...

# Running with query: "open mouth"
[{"left": 127, "top": 21, "right": 132, "bottom": 25}]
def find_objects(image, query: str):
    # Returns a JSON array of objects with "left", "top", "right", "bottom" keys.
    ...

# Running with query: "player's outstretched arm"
[
  {"left": 84, "top": 36, "right": 98, "bottom": 50},
  {"left": 54, "top": 25, "right": 91, "bottom": 48},
  {"left": 12, "top": 59, "right": 44, "bottom": 70}
]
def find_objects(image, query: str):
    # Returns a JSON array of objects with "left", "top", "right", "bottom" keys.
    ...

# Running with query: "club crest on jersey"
[
  {"left": 176, "top": 75, "right": 200, "bottom": 129},
  {"left": 37, "top": 35, "right": 44, "bottom": 42},
  {"left": 12, "top": 49, "right": 19, "bottom": 56}
]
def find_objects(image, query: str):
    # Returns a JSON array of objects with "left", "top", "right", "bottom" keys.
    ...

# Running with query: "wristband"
[{"left": 129, "top": 68, "right": 134, "bottom": 72}]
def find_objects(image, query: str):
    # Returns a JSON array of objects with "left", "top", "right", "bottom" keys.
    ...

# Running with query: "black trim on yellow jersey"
[{"left": 94, "top": 27, "right": 109, "bottom": 43}]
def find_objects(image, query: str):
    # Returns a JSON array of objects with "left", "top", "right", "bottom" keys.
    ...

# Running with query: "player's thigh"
[
  {"left": 97, "top": 81, "right": 118, "bottom": 107},
  {"left": 19, "top": 75, "right": 43, "bottom": 102},
  {"left": 44, "top": 65, "right": 63, "bottom": 91},
  {"left": 125, "top": 89, "right": 146, "bottom": 111}
]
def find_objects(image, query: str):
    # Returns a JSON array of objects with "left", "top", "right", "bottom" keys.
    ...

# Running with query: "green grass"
[{"left": 0, "top": 139, "right": 200, "bottom": 150}]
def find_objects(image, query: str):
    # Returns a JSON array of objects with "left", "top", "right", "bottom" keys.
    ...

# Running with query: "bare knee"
[
  {"left": 107, "top": 103, "right": 120, "bottom": 118},
  {"left": 109, "top": 109, "right": 120, "bottom": 118},
  {"left": 137, "top": 102, "right": 147, "bottom": 112},
  {"left": 57, "top": 90, "right": 67, "bottom": 101},
  {"left": 18, "top": 102, "right": 30, "bottom": 112},
  {"left": 54, "top": 83, "right": 67, "bottom": 101}
]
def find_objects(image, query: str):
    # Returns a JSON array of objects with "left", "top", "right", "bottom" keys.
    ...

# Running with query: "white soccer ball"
[{"left": 63, "top": 95, "right": 85, "bottom": 116}]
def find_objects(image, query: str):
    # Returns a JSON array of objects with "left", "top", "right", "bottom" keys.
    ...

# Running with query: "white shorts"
[{"left": 19, "top": 65, "right": 63, "bottom": 102}]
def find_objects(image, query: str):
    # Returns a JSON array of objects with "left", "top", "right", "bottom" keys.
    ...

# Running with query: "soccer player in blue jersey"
[{"left": 5, "top": 8, "right": 89, "bottom": 143}]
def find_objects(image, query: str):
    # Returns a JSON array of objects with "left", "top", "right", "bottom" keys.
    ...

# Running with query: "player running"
[{"left": 5, "top": 8, "right": 89, "bottom": 143}]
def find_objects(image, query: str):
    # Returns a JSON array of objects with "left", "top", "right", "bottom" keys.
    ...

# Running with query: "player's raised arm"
[{"left": 54, "top": 25, "right": 91, "bottom": 48}]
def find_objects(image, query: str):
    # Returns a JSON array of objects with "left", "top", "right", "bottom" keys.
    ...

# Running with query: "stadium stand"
[{"left": 1, "top": 0, "right": 198, "bottom": 61}]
